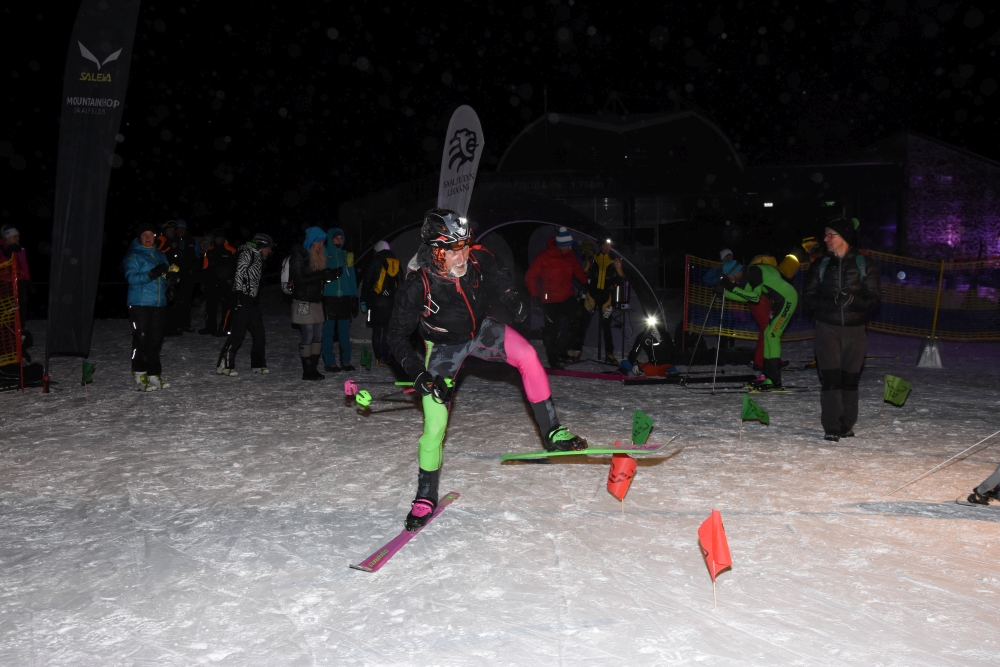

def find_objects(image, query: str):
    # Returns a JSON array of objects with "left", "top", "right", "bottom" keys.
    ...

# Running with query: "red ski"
[{"left": 349, "top": 492, "right": 460, "bottom": 572}]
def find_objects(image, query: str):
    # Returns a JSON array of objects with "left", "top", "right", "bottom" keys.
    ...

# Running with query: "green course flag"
[
  {"left": 883, "top": 374, "right": 912, "bottom": 407},
  {"left": 741, "top": 395, "right": 769, "bottom": 426},
  {"left": 360, "top": 346, "right": 372, "bottom": 371},
  {"left": 632, "top": 409, "right": 654, "bottom": 445},
  {"left": 81, "top": 361, "right": 96, "bottom": 385}
]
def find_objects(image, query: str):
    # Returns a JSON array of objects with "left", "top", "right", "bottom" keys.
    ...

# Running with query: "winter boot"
[
  {"left": 132, "top": 371, "right": 158, "bottom": 392},
  {"left": 341, "top": 363, "right": 355, "bottom": 371},
  {"left": 760, "top": 358, "right": 783, "bottom": 390},
  {"left": 405, "top": 468, "right": 441, "bottom": 532},
  {"left": 543, "top": 425, "right": 588, "bottom": 452},
  {"left": 252, "top": 367, "right": 269, "bottom": 375},
  {"left": 302, "top": 355, "right": 324, "bottom": 381},
  {"left": 824, "top": 432, "right": 840, "bottom": 442},
  {"left": 217, "top": 346, "right": 238, "bottom": 376},
  {"left": 968, "top": 489, "right": 994, "bottom": 505},
  {"left": 147, "top": 375, "right": 171, "bottom": 389}
]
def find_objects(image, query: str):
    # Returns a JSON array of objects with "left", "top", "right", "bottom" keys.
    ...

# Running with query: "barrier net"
[
  {"left": 0, "top": 256, "right": 22, "bottom": 366},
  {"left": 683, "top": 251, "right": 1000, "bottom": 343}
]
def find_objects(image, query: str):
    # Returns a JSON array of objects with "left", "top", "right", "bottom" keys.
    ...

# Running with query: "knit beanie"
[
  {"left": 555, "top": 227, "right": 573, "bottom": 247},
  {"left": 719, "top": 248, "right": 733, "bottom": 261},
  {"left": 136, "top": 222, "right": 157, "bottom": 238},
  {"left": 374, "top": 240, "right": 391, "bottom": 253},
  {"left": 825, "top": 218, "right": 858, "bottom": 246}
]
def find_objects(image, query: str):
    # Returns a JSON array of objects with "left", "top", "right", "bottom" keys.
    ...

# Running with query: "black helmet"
[
  {"left": 421, "top": 208, "right": 472, "bottom": 249},
  {"left": 252, "top": 233, "right": 275, "bottom": 248}
]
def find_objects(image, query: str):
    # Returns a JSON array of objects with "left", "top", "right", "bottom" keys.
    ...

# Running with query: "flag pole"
[
  {"left": 713, "top": 580, "right": 717, "bottom": 610},
  {"left": 884, "top": 428, "right": 1000, "bottom": 496}
]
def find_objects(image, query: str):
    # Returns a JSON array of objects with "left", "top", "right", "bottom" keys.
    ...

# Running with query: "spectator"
[
  {"left": 802, "top": 218, "right": 881, "bottom": 441},
  {"left": 322, "top": 227, "right": 358, "bottom": 372},
  {"left": 198, "top": 228, "right": 237, "bottom": 336},
  {"left": 123, "top": 222, "right": 172, "bottom": 391},
  {"left": 0, "top": 225, "right": 31, "bottom": 326},
  {"left": 216, "top": 233, "right": 273, "bottom": 376},
  {"left": 360, "top": 240, "right": 400, "bottom": 366},
  {"left": 290, "top": 226, "right": 331, "bottom": 381},
  {"left": 155, "top": 220, "right": 185, "bottom": 336},
  {"left": 583, "top": 239, "right": 625, "bottom": 364},
  {"left": 171, "top": 219, "right": 201, "bottom": 333},
  {"left": 524, "top": 227, "right": 587, "bottom": 369}
]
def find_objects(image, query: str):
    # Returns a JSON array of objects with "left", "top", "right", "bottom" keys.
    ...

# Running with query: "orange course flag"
[
  {"left": 697, "top": 509, "right": 732, "bottom": 582},
  {"left": 606, "top": 454, "right": 637, "bottom": 501}
]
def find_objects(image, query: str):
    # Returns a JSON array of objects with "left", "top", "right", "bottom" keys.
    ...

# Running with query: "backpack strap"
[
  {"left": 418, "top": 268, "right": 439, "bottom": 317},
  {"left": 855, "top": 253, "right": 866, "bottom": 280},
  {"left": 818, "top": 256, "right": 831, "bottom": 282}
]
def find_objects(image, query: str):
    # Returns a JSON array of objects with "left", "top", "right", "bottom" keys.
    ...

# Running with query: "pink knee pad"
[{"left": 503, "top": 325, "right": 551, "bottom": 403}]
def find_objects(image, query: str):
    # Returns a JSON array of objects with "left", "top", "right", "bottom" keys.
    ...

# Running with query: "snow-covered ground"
[{"left": 3, "top": 311, "right": 1000, "bottom": 666}]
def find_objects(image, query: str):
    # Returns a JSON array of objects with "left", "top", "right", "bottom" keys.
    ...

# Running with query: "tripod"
[{"left": 683, "top": 290, "right": 726, "bottom": 394}]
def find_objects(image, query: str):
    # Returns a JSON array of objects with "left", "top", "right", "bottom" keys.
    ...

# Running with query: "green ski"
[{"left": 501, "top": 436, "right": 677, "bottom": 461}]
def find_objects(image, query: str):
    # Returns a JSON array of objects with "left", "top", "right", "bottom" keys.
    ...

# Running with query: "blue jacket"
[
  {"left": 123, "top": 238, "right": 169, "bottom": 307},
  {"left": 323, "top": 227, "right": 358, "bottom": 297}
]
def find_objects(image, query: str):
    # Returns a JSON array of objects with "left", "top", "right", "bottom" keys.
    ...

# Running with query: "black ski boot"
[
  {"left": 405, "top": 468, "right": 441, "bottom": 532},
  {"left": 968, "top": 488, "right": 999, "bottom": 505},
  {"left": 543, "top": 425, "right": 588, "bottom": 452},
  {"left": 824, "top": 432, "right": 840, "bottom": 442}
]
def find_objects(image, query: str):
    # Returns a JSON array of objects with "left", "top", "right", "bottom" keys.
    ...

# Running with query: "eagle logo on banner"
[
  {"left": 78, "top": 41, "right": 122, "bottom": 70},
  {"left": 447, "top": 128, "right": 478, "bottom": 171}
]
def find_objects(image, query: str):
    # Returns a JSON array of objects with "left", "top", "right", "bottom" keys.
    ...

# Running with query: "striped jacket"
[{"left": 233, "top": 243, "right": 264, "bottom": 298}]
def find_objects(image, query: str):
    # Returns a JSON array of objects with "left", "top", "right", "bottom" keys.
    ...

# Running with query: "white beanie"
[
  {"left": 3, "top": 226, "right": 19, "bottom": 240},
  {"left": 374, "top": 240, "right": 390, "bottom": 252},
  {"left": 555, "top": 227, "right": 573, "bottom": 247},
  {"left": 719, "top": 248, "right": 733, "bottom": 260}
]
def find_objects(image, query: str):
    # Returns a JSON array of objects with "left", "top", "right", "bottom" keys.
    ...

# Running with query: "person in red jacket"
[{"left": 524, "top": 227, "right": 588, "bottom": 369}]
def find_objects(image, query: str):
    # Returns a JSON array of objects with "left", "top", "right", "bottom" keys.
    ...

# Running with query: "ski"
[
  {"left": 546, "top": 368, "right": 626, "bottom": 381},
  {"left": 625, "top": 374, "right": 758, "bottom": 386},
  {"left": 955, "top": 496, "right": 1000, "bottom": 510},
  {"left": 349, "top": 491, "right": 461, "bottom": 572},
  {"left": 502, "top": 436, "right": 677, "bottom": 461}
]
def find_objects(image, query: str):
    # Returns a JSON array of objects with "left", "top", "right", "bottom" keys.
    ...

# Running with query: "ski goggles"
[{"left": 431, "top": 237, "right": 473, "bottom": 252}]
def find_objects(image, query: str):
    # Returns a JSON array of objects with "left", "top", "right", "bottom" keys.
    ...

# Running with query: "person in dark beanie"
[
  {"left": 802, "top": 217, "right": 881, "bottom": 442},
  {"left": 199, "top": 228, "right": 237, "bottom": 336},
  {"left": 122, "top": 222, "right": 173, "bottom": 391},
  {"left": 216, "top": 233, "right": 273, "bottom": 376}
]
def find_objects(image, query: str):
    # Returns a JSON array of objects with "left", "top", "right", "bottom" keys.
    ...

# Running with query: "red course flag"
[{"left": 697, "top": 509, "right": 732, "bottom": 582}]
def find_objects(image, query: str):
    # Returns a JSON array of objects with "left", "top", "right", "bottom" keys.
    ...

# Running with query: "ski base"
[
  {"left": 502, "top": 436, "right": 676, "bottom": 461},
  {"left": 955, "top": 496, "right": 1000, "bottom": 510},
  {"left": 350, "top": 491, "right": 460, "bottom": 573}
]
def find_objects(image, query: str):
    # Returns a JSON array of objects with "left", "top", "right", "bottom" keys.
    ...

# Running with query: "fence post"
[{"left": 929, "top": 259, "right": 945, "bottom": 342}]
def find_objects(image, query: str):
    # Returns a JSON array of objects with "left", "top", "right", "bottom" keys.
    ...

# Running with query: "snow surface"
[{"left": 3, "top": 312, "right": 1000, "bottom": 666}]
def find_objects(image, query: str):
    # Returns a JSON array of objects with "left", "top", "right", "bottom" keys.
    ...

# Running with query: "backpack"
[
  {"left": 280, "top": 255, "right": 293, "bottom": 295},
  {"left": 372, "top": 257, "right": 400, "bottom": 297},
  {"left": 818, "top": 253, "right": 867, "bottom": 283}
]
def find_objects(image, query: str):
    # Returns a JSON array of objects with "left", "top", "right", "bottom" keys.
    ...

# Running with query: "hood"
[
  {"left": 129, "top": 238, "right": 156, "bottom": 252},
  {"left": 303, "top": 226, "right": 326, "bottom": 249},
  {"left": 327, "top": 227, "right": 346, "bottom": 247}
]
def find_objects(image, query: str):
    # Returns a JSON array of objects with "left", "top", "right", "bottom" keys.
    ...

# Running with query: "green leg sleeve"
[
  {"left": 763, "top": 299, "right": 796, "bottom": 359},
  {"left": 418, "top": 393, "right": 449, "bottom": 471}
]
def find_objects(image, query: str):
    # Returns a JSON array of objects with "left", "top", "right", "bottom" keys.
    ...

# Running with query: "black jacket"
[
  {"left": 388, "top": 245, "right": 522, "bottom": 378},
  {"left": 202, "top": 241, "right": 237, "bottom": 288},
  {"left": 289, "top": 245, "right": 325, "bottom": 303},
  {"left": 802, "top": 247, "right": 881, "bottom": 326},
  {"left": 361, "top": 249, "right": 400, "bottom": 327}
]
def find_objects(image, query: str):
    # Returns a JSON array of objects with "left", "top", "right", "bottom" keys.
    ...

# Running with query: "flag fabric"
[
  {"left": 632, "top": 409, "right": 654, "bottom": 445},
  {"left": 741, "top": 395, "right": 769, "bottom": 426},
  {"left": 883, "top": 374, "right": 912, "bottom": 407},
  {"left": 360, "top": 346, "right": 372, "bottom": 370},
  {"left": 697, "top": 509, "right": 732, "bottom": 582},
  {"left": 81, "top": 361, "right": 96, "bottom": 385},
  {"left": 606, "top": 454, "right": 637, "bottom": 501},
  {"left": 437, "top": 105, "right": 484, "bottom": 217}
]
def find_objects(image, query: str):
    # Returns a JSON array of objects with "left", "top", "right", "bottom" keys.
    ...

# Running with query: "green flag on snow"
[
  {"left": 360, "top": 346, "right": 372, "bottom": 370},
  {"left": 883, "top": 374, "right": 912, "bottom": 407},
  {"left": 81, "top": 361, "right": 96, "bottom": 385},
  {"left": 632, "top": 409, "right": 654, "bottom": 445},
  {"left": 741, "top": 394, "right": 769, "bottom": 426}
]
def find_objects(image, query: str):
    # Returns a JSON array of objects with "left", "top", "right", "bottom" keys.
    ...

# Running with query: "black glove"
[
  {"left": 413, "top": 371, "right": 436, "bottom": 396},
  {"left": 834, "top": 289, "right": 854, "bottom": 307},
  {"left": 413, "top": 371, "right": 454, "bottom": 402},
  {"left": 323, "top": 267, "right": 343, "bottom": 282},
  {"left": 512, "top": 298, "right": 528, "bottom": 323},
  {"left": 147, "top": 263, "right": 169, "bottom": 280},
  {"left": 6, "top": 243, "right": 22, "bottom": 254}
]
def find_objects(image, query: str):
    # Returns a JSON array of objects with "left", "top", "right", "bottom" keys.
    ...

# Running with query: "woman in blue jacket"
[
  {"left": 321, "top": 227, "right": 358, "bottom": 371},
  {"left": 123, "top": 222, "right": 173, "bottom": 391}
]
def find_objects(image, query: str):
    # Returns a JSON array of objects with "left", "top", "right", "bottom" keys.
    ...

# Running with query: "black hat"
[
  {"left": 252, "top": 232, "right": 275, "bottom": 248},
  {"left": 136, "top": 222, "right": 157, "bottom": 237},
  {"left": 162, "top": 219, "right": 178, "bottom": 230},
  {"left": 825, "top": 218, "right": 858, "bottom": 246}
]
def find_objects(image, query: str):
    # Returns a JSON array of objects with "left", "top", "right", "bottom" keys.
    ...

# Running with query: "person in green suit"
[{"left": 715, "top": 259, "right": 798, "bottom": 390}]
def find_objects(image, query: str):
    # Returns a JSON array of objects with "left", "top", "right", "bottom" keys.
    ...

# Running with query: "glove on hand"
[
  {"left": 511, "top": 298, "right": 528, "bottom": 323},
  {"left": 413, "top": 371, "right": 436, "bottom": 396},
  {"left": 6, "top": 243, "right": 22, "bottom": 254},
  {"left": 148, "top": 263, "right": 169, "bottom": 280},
  {"left": 360, "top": 301, "right": 368, "bottom": 312}
]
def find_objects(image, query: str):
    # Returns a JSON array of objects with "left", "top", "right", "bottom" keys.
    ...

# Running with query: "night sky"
[{"left": 4, "top": 0, "right": 999, "bottom": 279}]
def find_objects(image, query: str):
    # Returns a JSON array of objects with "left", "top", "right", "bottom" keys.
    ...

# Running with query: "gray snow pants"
[
  {"left": 977, "top": 465, "right": 1000, "bottom": 495},
  {"left": 814, "top": 321, "right": 867, "bottom": 435}
]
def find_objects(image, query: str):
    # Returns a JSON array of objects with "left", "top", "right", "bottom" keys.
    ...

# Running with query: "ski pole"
[
  {"left": 883, "top": 427, "right": 1000, "bottom": 497},
  {"left": 711, "top": 292, "right": 725, "bottom": 396},
  {"left": 684, "top": 290, "right": 718, "bottom": 381}
]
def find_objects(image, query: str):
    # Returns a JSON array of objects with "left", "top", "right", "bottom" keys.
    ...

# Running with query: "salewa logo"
[
  {"left": 447, "top": 128, "right": 478, "bottom": 171},
  {"left": 78, "top": 41, "right": 121, "bottom": 81}
]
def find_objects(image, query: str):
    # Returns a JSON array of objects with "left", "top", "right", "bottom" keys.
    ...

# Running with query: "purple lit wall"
[{"left": 906, "top": 134, "right": 1000, "bottom": 260}]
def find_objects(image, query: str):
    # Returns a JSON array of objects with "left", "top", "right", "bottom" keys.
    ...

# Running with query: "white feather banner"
[{"left": 436, "top": 105, "right": 484, "bottom": 218}]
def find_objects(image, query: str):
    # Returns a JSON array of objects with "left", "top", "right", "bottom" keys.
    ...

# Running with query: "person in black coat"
[
  {"left": 199, "top": 229, "right": 237, "bottom": 336},
  {"left": 360, "top": 240, "right": 400, "bottom": 365},
  {"left": 802, "top": 218, "right": 881, "bottom": 442}
]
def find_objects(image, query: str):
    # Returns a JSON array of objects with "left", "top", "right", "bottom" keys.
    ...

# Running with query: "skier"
[
  {"left": 625, "top": 317, "right": 676, "bottom": 376},
  {"left": 968, "top": 465, "right": 1000, "bottom": 505},
  {"left": 217, "top": 233, "right": 273, "bottom": 376},
  {"left": 716, "top": 258, "right": 798, "bottom": 390},
  {"left": 583, "top": 239, "right": 625, "bottom": 364},
  {"left": 388, "top": 209, "right": 588, "bottom": 531}
]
